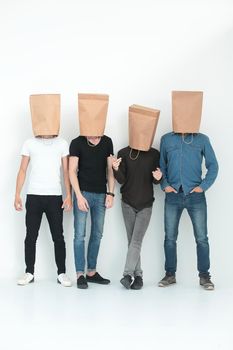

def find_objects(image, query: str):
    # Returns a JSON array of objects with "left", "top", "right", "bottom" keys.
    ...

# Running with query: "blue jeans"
[
  {"left": 73, "top": 191, "right": 106, "bottom": 273},
  {"left": 164, "top": 191, "right": 210, "bottom": 277}
]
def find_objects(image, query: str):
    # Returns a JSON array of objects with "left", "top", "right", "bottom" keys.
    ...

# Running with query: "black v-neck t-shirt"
[{"left": 69, "top": 135, "right": 113, "bottom": 193}]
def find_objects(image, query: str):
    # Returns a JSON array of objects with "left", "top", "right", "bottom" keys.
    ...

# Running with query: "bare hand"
[
  {"left": 111, "top": 155, "right": 122, "bottom": 171},
  {"left": 62, "top": 195, "right": 72, "bottom": 211},
  {"left": 105, "top": 194, "right": 114, "bottom": 209},
  {"left": 14, "top": 196, "right": 23, "bottom": 211},
  {"left": 190, "top": 186, "right": 203, "bottom": 193},
  {"left": 77, "top": 194, "right": 89, "bottom": 212},
  {"left": 152, "top": 168, "right": 163, "bottom": 181},
  {"left": 164, "top": 186, "right": 178, "bottom": 193}
]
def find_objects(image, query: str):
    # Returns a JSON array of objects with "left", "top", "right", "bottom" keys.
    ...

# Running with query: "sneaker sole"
[
  {"left": 200, "top": 284, "right": 215, "bottom": 291},
  {"left": 158, "top": 281, "right": 176, "bottom": 287},
  {"left": 77, "top": 283, "right": 88, "bottom": 289},
  {"left": 86, "top": 280, "right": 110, "bottom": 285},
  {"left": 130, "top": 285, "right": 143, "bottom": 290},
  {"left": 57, "top": 279, "right": 72, "bottom": 287},
  {"left": 17, "top": 278, "right": 34, "bottom": 286}
]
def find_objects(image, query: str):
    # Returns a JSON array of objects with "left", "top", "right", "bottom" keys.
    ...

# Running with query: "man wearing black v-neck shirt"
[{"left": 69, "top": 135, "right": 115, "bottom": 289}]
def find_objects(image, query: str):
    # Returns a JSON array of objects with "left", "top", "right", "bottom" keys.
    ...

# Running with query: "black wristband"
[{"left": 106, "top": 192, "right": 115, "bottom": 197}]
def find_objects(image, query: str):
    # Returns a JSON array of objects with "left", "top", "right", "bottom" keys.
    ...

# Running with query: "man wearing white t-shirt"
[{"left": 14, "top": 94, "right": 72, "bottom": 287}]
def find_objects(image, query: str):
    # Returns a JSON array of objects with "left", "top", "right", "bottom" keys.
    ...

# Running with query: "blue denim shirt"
[{"left": 160, "top": 132, "right": 218, "bottom": 194}]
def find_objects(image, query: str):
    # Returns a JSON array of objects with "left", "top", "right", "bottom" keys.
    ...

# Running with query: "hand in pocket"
[
  {"left": 190, "top": 186, "right": 203, "bottom": 193},
  {"left": 164, "top": 186, "right": 177, "bottom": 193}
]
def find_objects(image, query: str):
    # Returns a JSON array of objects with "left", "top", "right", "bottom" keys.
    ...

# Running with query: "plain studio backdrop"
[{"left": 0, "top": 1, "right": 233, "bottom": 349}]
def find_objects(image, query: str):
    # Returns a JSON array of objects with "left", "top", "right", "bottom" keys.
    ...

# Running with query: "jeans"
[
  {"left": 164, "top": 191, "right": 210, "bottom": 277},
  {"left": 73, "top": 191, "right": 106, "bottom": 273},
  {"left": 25, "top": 195, "right": 66, "bottom": 275},
  {"left": 122, "top": 201, "right": 152, "bottom": 277}
]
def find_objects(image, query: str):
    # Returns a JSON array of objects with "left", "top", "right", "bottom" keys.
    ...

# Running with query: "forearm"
[
  {"left": 160, "top": 160, "right": 169, "bottom": 189},
  {"left": 159, "top": 138, "right": 170, "bottom": 190},
  {"left": 200, "top": 139, "right": 219, "bottom": 191},
  {"left": 15, "top": 170, "right": 26, "bottom": 197},
  {"left": 200, "top": 163, "right": 219, "bottom": 191},
  {"left": 107, "top": 167, "right": 115, "bottom": 193},
  {"left": 113, "top": 167, "right": 126, "bottom": 184},
  {"left": 69, "top": 170, "right": 82, "bottom": 198},
  {"left": 63, "top": 170, "right": 72, "bottom": 197},
  {"left": 160, "top": 173, "right": 170, "bottom": 190}
]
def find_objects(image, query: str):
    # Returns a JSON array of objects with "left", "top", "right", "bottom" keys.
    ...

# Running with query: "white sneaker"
[
  {"left": 57, "top": 273, "right": 72, "bottom": 287},
  {"left": 17, "top": 273, "right": 34, "bottom": 286}
]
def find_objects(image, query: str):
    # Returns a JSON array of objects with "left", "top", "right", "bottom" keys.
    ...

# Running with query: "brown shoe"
[{"left": 158, "top": 274, "right": 176, "bottom": 287}]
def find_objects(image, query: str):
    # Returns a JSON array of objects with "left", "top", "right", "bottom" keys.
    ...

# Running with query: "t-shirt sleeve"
[
  {"left": 69, "top": 139, "right": 81, "bottom": 158},
  {"left": 20, "top": 140, "right": 30, "bottom": 156},
  {"left": 107, "top": 138, "right": 114, "bottom": 157},
  {"left": 61, "top": 140, "right": 69, "bottom": 157}
]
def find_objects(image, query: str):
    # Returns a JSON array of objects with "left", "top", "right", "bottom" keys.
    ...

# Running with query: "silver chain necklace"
[
  {"left": 87, "top": 139, "right": 97, "bottom": 147},
  {"left": 129, "top": 148, "right": 140, "bottom": 160},
  {"left": 182, "top": 134, "right": 193, "bottom": 144}
]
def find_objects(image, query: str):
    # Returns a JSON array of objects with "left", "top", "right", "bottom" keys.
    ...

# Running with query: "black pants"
[{"left": 25, "top": 195, "right": 66, "bottom": 275}]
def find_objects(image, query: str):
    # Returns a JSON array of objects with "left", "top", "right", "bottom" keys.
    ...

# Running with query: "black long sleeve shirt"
[{"left": 113, "top": 146, "right": 161, "bottom": 210}]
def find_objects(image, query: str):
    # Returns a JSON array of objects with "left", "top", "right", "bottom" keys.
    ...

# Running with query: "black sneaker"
[
  {"left": 77, "top": 275, "right": 88, "bottom": 289},
  {"left": 131, "top": 276, "right": 143, "bottom": 290},
  {"left": 86, "top": 272, "right": 110, "bottom": 285},
  {"left": 200, "top": 275, "right": 215, "bottom": 291},
  {"left": 120, "top": 275, "right": 133, "bottom": 289}
]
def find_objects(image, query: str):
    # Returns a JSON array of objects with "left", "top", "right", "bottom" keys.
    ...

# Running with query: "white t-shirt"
[{"left": 21, "top": 137, "right": 69, "bottom": 195}]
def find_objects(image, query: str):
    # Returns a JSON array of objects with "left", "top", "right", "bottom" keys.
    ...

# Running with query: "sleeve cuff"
[
  {"left": 160, "top": 179, "right": 169, "bottom": 191},
  {"left": 199, "top": 182, "right": 208, "bottom": 192}
]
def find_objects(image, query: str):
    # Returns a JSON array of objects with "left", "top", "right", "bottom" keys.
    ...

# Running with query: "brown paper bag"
[
  {"left": 129, "top": 104, "right": 160, "bottom": 151},
  {"left": 78, "top": 94, "right": 109, "bottom": 136},
  {"left": 30, "top": 94, "right": 60, "bottom": 136},
  {"left": 172, "top": 91, "right": 203, "bottom": 133}
]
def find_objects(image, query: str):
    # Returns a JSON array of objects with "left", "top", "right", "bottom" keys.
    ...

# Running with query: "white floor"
[{"left": 1, "top": 279, "right": 232, "bottom": 350}]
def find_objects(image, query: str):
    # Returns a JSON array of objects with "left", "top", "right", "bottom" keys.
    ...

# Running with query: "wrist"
[
  {"left": 106, "top": 192, "right": 115, "bottom": 197},
  {"left": 76, "top": 192, "right": 83, "bottom": 199}
]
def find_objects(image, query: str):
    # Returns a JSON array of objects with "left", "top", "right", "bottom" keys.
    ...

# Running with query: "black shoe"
[
  {"left": 77, "top": 275, "right": 88, "bottom": 289},
  {"left": 200, "top": 275, "right": 215, "bottom": 291},
  {"left": 131, "top": 276, "right": 143, "bottom": 290},
  {"left": 120, "top": 275, "right": 133, "bottom": 289},
  {"left": 86, "top": 272, "right": 110, "bottom": 285}
]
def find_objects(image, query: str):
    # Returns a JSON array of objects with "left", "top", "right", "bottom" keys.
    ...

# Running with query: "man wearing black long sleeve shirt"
[
  {"left": 114, "top": 146, "right": 161, "bottom": 209},
  {"left": 113, "top": 146, "right": 162, "bottom": 289},
  {"left": 112, "top": 104, "right": 161, "bottom": 290}
]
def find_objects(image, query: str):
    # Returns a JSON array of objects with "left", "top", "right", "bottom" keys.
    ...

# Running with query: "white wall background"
[{"left": 0, "top": 0, "right": 232, "bottom": 285}]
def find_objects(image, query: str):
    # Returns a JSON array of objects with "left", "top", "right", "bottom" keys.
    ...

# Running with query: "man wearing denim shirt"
[{"left": 158, "top": 91, "right": 218, "bottom": 290}]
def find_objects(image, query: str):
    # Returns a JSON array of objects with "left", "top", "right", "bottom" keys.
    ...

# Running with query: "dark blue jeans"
[
  {"left": 164, "top": 191, "right": 210, "bottom": 277},
  {"left": 73, "top": 191, "right": 106, "bottom": 273}
]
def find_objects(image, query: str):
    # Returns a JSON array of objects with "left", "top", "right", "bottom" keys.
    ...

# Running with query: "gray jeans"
[{"left": 121, "top": 201, "right": 152, "bottom": 277}]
